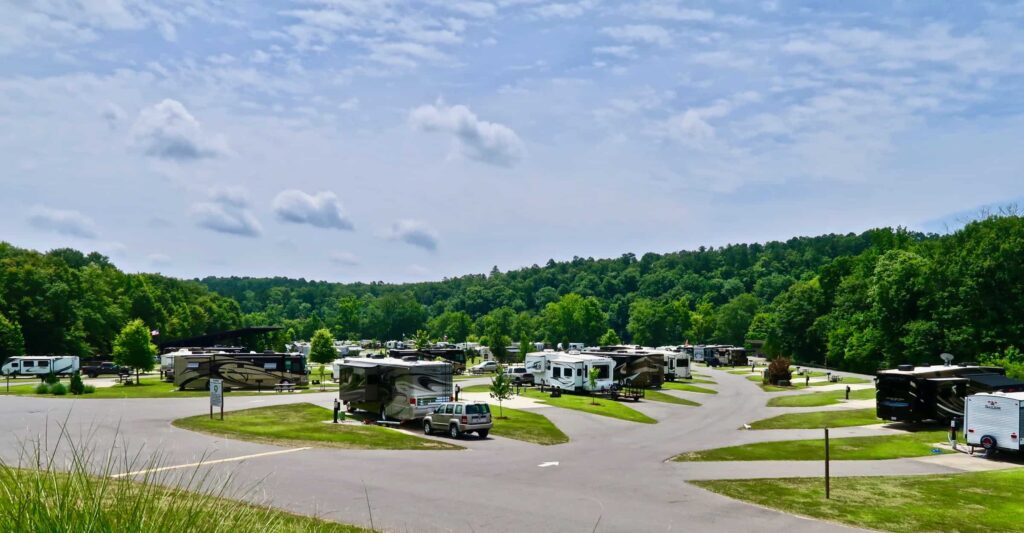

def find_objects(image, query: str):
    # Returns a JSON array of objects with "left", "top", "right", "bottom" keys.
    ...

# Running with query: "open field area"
[
  {"left": 696, "top": 469, "right": 1024, "bottom": 533},
  {"left": 767, "top": 388, "right": 875, "bottom": 407},
  {"left": 673, "top": 430, "right": 950, "bottom": 462},
  {"left": 174, "top": 404, "right": 460, "bottom": 450},
  {"left": 748, "top": 409, "right": 881, "bottom": 430},
  {"left": 2, "top": 376, "right": 330, "bottom": 398},
  {"left": 518, "top": 388, "right": 658, "bottom": 424},
  {"left": 489, "top": 406, "right": 569, "bottom": 445}
]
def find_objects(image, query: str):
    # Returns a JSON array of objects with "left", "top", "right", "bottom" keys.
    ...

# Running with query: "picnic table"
[{"left": 274, "top": 382, "right": 296, "bottom": 393}]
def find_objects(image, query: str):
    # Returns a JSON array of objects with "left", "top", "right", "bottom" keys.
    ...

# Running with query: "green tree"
[
  {"left": 413, "top": 329, "right": 432, "bottom": 350},
  {"left": 540, "top": 293, "right": 607, "bottom": 347},
  {"left": 0, "top": 312, "right": 25, "bottom": 365},
  {"left": 598, "top": 328, "right": 621, "bottom": 346},
  {"left": 713, "top": 293, "right": 760, "bottom": 345},
  {"left": 518, "top": 338, "right": 533, "bottom": 361},
  {"left": 427, "top": 311, "right": 472, "bottom": 342},
  {"left": 112, "top": 319, "right": 157, "bottom": 384},
  {"left": 588, "top": 366, "right": 600, "bottom": 405},
  {"left": 489, "top": 364, "right": 513, "bottom": 418},
  {"left": 771, "top": 279, "right": 826, "bottom": 364},
  {"left": 690, "top": 302, "right": 716, "bottom": 343},
  {"left": 69, "top": 371, "right": 84, "bottom": 395},
  {"left": 309, "top": 328, "right": 336, "bottom": 365}
]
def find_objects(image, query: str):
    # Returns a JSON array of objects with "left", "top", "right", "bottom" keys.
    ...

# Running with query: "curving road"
[{"left": 0, "top": 367, "right": 996, "bottom": 532}]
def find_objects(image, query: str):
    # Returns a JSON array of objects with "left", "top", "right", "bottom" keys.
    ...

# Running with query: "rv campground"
[{"left": 2, "top": 365, "right": 1023, "bottom": 532}]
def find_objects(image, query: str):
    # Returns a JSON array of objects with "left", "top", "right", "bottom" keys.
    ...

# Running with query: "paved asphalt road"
[{"left": 0, "top": 367, "right": 960, "bottom": 533}]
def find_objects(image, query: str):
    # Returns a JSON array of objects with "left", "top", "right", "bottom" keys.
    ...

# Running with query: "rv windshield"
[
  {"left": 592, "top": 365, "right": 610, "bottom": 379},
  {"left": 466, "top": 404, "right": 490, "bottom": 414}
]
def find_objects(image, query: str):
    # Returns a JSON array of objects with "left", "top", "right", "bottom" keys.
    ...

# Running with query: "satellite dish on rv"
[{"left": 940, "top": 353, "right": 954, "bottom": 366}]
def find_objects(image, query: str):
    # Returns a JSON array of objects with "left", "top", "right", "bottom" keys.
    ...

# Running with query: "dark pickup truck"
[{"left": 81, "top": 361, "right": 127, "bottom": 378}]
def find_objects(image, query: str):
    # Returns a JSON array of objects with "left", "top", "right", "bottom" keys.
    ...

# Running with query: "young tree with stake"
[
  {"left": 309, "top": 328, "right": 336, "bottom": 391},
  {"left": 489, "top": 364, "right": 513, "bottom": 419},
  {"left": 112, "top": 319, "right": 156, "bottom": 385},
  {"left": 588, "top": 366, "right": 600, "bottom": 405}
]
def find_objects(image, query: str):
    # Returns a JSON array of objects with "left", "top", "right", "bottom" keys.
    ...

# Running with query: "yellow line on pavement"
[{"left": 111, "top": 447, "right": 311, "bottom": 478}]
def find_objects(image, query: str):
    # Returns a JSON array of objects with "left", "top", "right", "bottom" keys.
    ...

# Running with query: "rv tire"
[
  {"left": 423, "top": 421, "right": 433, "bottom": 435},
  {"left": 449, "top": 424, "right": 462, "bottom": 439}
]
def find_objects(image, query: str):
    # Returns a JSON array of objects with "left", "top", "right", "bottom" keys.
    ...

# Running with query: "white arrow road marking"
[
  {"left": 111, "top": 447, "right": 311, "bottom": 478},
  {"left": 538, "top": 461, "right": 559, "bottom": 468}
]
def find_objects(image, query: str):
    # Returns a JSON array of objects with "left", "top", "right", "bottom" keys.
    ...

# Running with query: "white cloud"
[
  {"left": 130, "top": 99, "right": 229, "bottom": 161},
  {"left": 627, "top": 2, "right": 714, "bottom": 21},
  {"left": 329, "top": 251, "right": 360, "bottom": 266},
  {"left": 27, "top": 206, "right": 98, "bottom": 239},
  {"left": 272, "top": 189, "right": 354, "bottom": 230},
  {"left": 384, "top": 219, "right": 439, "bottom": 251},
  {"left": 601, "top": 25, "right": 672, "bottom": 47},
  {"left": 147, "top": 253, "right": 172, "bottom": 266},
  {"left": 532, "top": 1, "right": 594, "bottom": 19},
  {"left": 190, "top": 187, "right": 262, "bottom": 237},
  {"left": 101, "top": 102, "right": 126, "bottom": 129},
  {"left": 409, "top": 101, "right": 525, "bottom": 166},
  {"left": 593, "top": 45, "right": 635, "bottom": 59}
]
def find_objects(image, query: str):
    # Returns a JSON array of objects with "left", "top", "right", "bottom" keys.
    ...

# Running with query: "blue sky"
[{"left": 2, "top": 1, "right": 1022, "bottom": 282}]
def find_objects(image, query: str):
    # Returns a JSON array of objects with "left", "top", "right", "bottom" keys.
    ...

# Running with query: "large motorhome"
[
  {"left": 1, "top": 355, "right": 79, "bottom": 377},
  {"left": 582, "top": 347, "right": 665, "bottom": 388},
  {"left": 174, "top": 352, "right": 307, "bottom": 390},
  {"left": 160, "top": 346, "right": 249, "bottom": 382},
  {"left": 876, "top": 364, "right": 1024, "bottom": 423},
  {"left": 524, "top": 351, "right": 614, "bottom": 392},
  {"left": 334, "top": 357, "right": 453, "bottom": 421}
]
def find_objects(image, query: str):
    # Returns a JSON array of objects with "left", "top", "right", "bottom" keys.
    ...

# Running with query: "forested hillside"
[
  {"left": 0, "top": 244, "right": 241, "bottom": 359},
  {"left": 2, "top": 216, "right": 1022, "bottom": 374}
]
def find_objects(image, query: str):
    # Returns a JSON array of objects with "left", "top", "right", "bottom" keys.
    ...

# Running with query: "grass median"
[
  {"left": 672, "top": 430, "right": 950, "bottom": 461},
  {"left": 695, "top": 469, "right": 1024, "bottom": 533},
  {"left": 768, "top": 387, "right": 875, "bottom": 407},
  {"left": 662, "top": 382, "right": 717, "bottom": 394},
  {"left": 490, "top": 406, "right": 569, "bottom": 445},
  {"left": 645, "top": 390, "right": 700, "bottom": 406},
  {"left": 462, "top": 384, "right": 657, "bottom": 423},
  {"left": 748, "top": 408, "right": 881, "bottom": 430},
  {"left": 174, "top": 403, "right": 460, "bottom": 450},
  {"left": 3, "top": 376, "right": 336, "bottom": 399}
]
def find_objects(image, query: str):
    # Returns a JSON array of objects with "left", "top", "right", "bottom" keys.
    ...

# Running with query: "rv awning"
[{"left": 968, "top": 373, "right": 1024, "bottom": 388}]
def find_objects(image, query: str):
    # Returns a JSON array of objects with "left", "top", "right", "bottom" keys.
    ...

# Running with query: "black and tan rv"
[
  {"left": 334, "top": 357, "right": 453, "bottom": 421},
  {"left": 174, "top": 352, "right": 307, "bottom": 390}
]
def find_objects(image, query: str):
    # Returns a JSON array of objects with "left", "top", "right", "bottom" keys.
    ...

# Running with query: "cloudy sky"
[{"left": 2, "top": 1, "right": 1023, "bottom": 282}]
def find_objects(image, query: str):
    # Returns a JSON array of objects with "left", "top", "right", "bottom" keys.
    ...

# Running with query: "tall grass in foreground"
[{"left": 0, "top": 422, "right": 366, "bottom": 532}]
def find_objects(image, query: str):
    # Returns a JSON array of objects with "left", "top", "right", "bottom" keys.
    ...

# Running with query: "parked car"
[
  {"left": 469, "top": 361, "right": 499, "bottom": 374},
  {"left": 504, "top": 366, "right": 534, "bottom": 385},
  {"left": 81, "top": 361, "right": 126, "bottom": 378},
  {"left": 422, "top": 401, "right": 492, "bottom": 439}
]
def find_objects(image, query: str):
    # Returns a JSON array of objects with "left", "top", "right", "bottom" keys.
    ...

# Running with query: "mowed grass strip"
[
  {"left": 694, "top": 469, "right": 1024, "bottom": 533},
  {"left": 174, "top": 403, "right": 461, "bottom": 450},
  {"left": 672, "top": 430, "right": 950, "bottom": 461},
  {"left": 489, "top": 406, "right": 568, "bottom": 445},
  {"left": 645, "top": 390, "right": 700, "bottom": 406},
  {"left": 748, "top": 408, "right": 881, "bottom": 430},
  {"left": 662, "top": 382, "right": 717, "bottom": 394},
  {"left": 768, "top": 387, "right": 875, "bottom": 407},
  {"left": 463, "top": 384, "right": 658, "bottom": 423},
  {"left": 4, "top": 376, "right": 335, "bottom": 399},
  {"left": 684, "top": 377, "right": 717, "bottom": 385}
]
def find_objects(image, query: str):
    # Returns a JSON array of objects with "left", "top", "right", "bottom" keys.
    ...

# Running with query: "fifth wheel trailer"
[
  {"left": 875, "top": 364, "right": 1024, "bottom": 423},
  {"left": 964, "top": 392, "right": 1024, "bottom": 453}
]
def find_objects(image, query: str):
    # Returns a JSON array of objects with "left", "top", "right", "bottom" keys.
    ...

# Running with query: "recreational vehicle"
[
  {"left": 964, "top": 392, "right": 1024, "bottom": 453},
  {"left": 656, "top": 347, "right": 692, "bottom": 380},
  {"left": 174, "top": 352, "right": 307, "bottom": 390},
  {"left": 334, "top": 357, "right": 453, "bottom": 422},
  {"left": 582, "top": 347, "right": 665, "bottom": 387},
  {"left": 525, "top": 350, "right": 555, "bottom": 384},
  {"left": 876, "top": 364, "right": 1024, "bottom": 423},
  {"left": 1, "top": 355, "right": 79, "bottom": 377},
  {"left": 543, "top": 353, "right": 614, "bottom": 392}
]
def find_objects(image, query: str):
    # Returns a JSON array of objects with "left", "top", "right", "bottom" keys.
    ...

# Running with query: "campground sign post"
[{"left": 210, "top": 378, "right": 224, "bottom": 420}]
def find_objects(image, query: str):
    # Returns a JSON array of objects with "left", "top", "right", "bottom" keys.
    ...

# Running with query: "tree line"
[{"left": 2, "top": 215, "right": 1022, "bottom": 375}]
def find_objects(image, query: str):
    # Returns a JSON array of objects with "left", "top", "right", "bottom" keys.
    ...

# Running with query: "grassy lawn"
[
  {"left": 489, "top": 406, "right": 569, "bottom": 445},
  {"left": 695, "top": 469, "right": 1024, "bottom": 533},
  {"left": 4, "top": 376, "right": 336, "bottom": 398},
  {"left": 679, "top": 377, "right": 716, "bottom": 385},
  {"left": 728, "top": 370, "right": 755, "bottom": 375},
  {"left": 645, "top": 390, "right": 700, "bottom": 406},
  {"left": 662, "top": 382, "right": 717, "bottom": 394},
  {"left": 768, "top": 387, "right": 875, "bottom": 407},
  {"left": 673, "top": 430, "right": 950, "bottom": 461},
  {"left": 748, "top": 408, "right": 881, "bottom": 430},
  {"left": 750, "top": 374, "right": 871, "bottom": 392},
  {"left": 173, "top": 403, "right": 460, "bottom": 450},
  {"left": 517, "top": 389, "right": 657, "bottom": 424}
]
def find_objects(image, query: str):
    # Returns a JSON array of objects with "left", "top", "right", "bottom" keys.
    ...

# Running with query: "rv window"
[
  {"left": 38, "top": 360, "right": 50, "bottom": 367},
  {"left": 264, "top": 363, "right": 277, "bottom": 370},
  {"left": 455, "top": 405, "right": 463, "bottom": 414},
  {"left": 367, "top": 375, "right": 380, "bottom": 385},
  {"left": 23, "top": 361, "right": 35, "bottom": 368},
  {"left": 593, "top": 365, "right": 610, "bottom": 379},
  {"left": 553, "top": 367, "right": 561, "bottom": 378},
  {"left": 466, "top": 404, "right": 490, "bottom": 414},
  {"left": 187, "top": 362, "right": 199, "bottom": 369},
  {"left": 680, "top": 359, "right": 689, "bottom": 367}
]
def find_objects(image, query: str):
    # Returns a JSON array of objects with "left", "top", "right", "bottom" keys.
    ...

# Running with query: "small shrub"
[
  {"left": 50, "top": 383, "right": 67, "bottom": 395},
  {"left": 83, "top": 385, "right": 96, "bottom": 394},
  {"left": 69, "top": 371, "right": 85, "bottom": 395},
  {"left": 34, "top": 383, "right": 49, "bottom": 394},
  {"left": 44, "top": 373, "right": 59, "bottom": 385}
]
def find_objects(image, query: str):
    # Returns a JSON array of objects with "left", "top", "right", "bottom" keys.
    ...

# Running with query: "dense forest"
[{"left": 2, "top": 215, "right": 1023, "bottom": 374}]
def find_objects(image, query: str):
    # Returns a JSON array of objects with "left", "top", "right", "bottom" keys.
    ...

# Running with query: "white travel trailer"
[
  {"left": 540, "top": 352, "right": 615, "bottom": 393},
  {"left": 160, "top": 348, "right": 195, "bottom": 381},
  {"left": 657, "top": 347, "right": 692, "bottom": 381},
  {"left": 525, "top": 350, "right": 556, "bottom": 384},
  {"left": 964, "top": 392, "right": 1024, "bottom": 453},
  {"left": 1, "top": 355, "right": 80, "bottom": 377}
]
